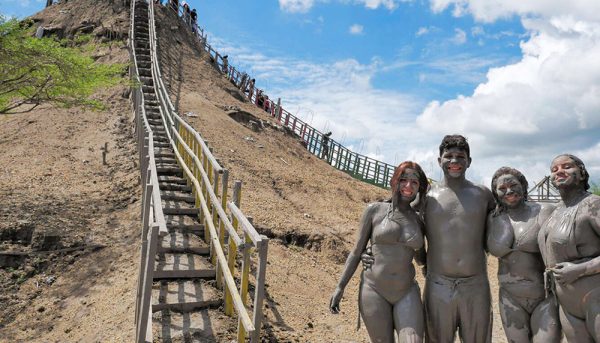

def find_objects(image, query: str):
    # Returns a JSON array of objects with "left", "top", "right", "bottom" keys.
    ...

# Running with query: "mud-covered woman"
[
  {"left": 538, "top": 154, "right": 600, "bottom": 341},
  {"left": 329, "top": 161, "right": 428, "bottom": 343},
  {"left": 487, "top": 167, "right": 561, "bottom": 342}
]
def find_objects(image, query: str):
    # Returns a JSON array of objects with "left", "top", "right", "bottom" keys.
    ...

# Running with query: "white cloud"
[
  {"left": 416, "top": 27, "right": 430, "bottom": 36},
  {"left": 278, "top": 0, "right": 405, "bottom": 13},
  {"left": 430, "top": 0, "right": 600, "bottom": 23},
  {"left": 471, "top": 25, "right": 484, "bottom": 36},
  {"left": 279, "top": 0, "right": 315, "bottom": 13},
  {"left": 451, "top": 28, "right": 467, "bottom": 44},
  {"left": 357, "top": 0, "right": 400, "bottom": 10},
  {"left": 416, "top": 15, "right": 600, "bottom": 184},
  {"left": 349, "top": 24, "right": 364, "bottom": 35}
]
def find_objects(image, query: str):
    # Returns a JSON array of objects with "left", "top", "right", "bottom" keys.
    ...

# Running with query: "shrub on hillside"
[{"left": 0, "top": 15, "right": 125, "bottom": 114}]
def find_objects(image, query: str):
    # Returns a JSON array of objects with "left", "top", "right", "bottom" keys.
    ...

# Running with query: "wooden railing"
[
  {"left": 527, "top": 175, "right": 561, "bottom": 203},
  {"left": 129, "top": 0, "right": 168, "bottom": 341},
  {"left": 160, "top": 1, "right": 396, "bottom": 188},
  {"left": 131, "top": 1, "right": 271, "bottom": 342}
]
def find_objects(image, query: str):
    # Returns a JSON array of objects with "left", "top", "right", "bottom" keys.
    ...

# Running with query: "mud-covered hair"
[
  {"left": 491, "top": 167, "right": 528, "bottom": 216},
  {"left": 552, "top": 154, "right": 590, "bottom": 191},
  {"left": 439, "top": 134, "right": 470, "bottom": 158},
  {"left": 390, "top": 161, "right": 429, "bottom": 202}
]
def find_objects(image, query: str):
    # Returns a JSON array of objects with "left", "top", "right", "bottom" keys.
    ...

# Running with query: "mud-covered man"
[{"left": 363, "top": 134, "right": 495, "bottom": 342}]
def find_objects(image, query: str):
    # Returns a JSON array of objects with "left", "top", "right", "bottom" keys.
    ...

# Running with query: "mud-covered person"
[
  {"left": 487, "top": 167, "right": 561, "bottom": 342},
  {"left": 330, "top": 161, "right": 429, "bottom": 343},
  {"left": 363, "top": 134, "right": 495, "bottom": 343},
  {"left": 538, "top": 154, "right": 600, "bottom": 341}
]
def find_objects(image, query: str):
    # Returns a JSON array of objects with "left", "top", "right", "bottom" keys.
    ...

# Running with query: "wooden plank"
[{"left": 153, "top": 269, "right": 216, "bottom": 279}]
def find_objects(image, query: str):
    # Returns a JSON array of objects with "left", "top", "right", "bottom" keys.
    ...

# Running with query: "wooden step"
[
  {"left": 160, "top": 183, "right": 191, "bottom": 192},
  {"left": 159, "top": 231, "right": 208, "bottom": 255},
  {"left": 156, "top": 164, "right": 182, "bottom": 175},
  {"left": 151, "top": 308, "right": 230, "bottom": 341},
  {"left": 154, "top": 149, "right": 175, "bottom": 159},
  {"left": 154, "top": 142, "right": 172, "bottom": 149},
  {"left": 151, "top": 280, "right": 221, "bottom": 312},
  {"left": 161, "top": 190, "right": 194, "bottom": 203},
  {"left": 154, "top": 253, "right": 216, "bottom": 279},
  {"left": 156, "top": 157, "right": 178, "bottom": 165},
  {"left": 162, "top": 200, "right": 197, "bottom": 215},
  {"left": 165, "top": 215, "right": 204, "bottom": 233},
  {"left": 159, "top": 175, "right": 187, "bottom": 184}
]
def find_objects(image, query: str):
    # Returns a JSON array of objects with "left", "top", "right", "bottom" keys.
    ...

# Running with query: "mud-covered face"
[
  {"left": 438, "top": 147, "right": 471, "bottom": 178},
  {"left": 396, "top": 168, "right": 420, "bottom": 201},
  {"left": 550, "top": 155, "right": 583, "bottom": 189},
  {"left": 495, "top": 174, "right": 524, "bottom": 208}
]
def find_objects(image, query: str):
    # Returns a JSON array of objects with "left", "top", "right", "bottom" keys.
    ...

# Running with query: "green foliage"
[
  {"left": 0, "top": 15, "right": 125, "bottom": 114},
  {"left": 591, "top": 182, "right": 600, "bottom": 196}
]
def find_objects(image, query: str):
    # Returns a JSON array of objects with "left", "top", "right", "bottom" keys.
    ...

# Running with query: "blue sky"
[{"left": 3, "top": 0, "right": 600, "bottom": 187}]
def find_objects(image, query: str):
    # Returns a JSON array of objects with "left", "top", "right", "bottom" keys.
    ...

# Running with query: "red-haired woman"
[{"left": 329, "top": 161, "right": 428, "bottom": 342}]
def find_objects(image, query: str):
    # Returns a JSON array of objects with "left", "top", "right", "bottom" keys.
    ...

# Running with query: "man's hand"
[
  {"left": 551, "top": 262, "right": 586, "bottom": 285},
  {"left": 361, "top": 247, "right": 374, "bottom": 270}
]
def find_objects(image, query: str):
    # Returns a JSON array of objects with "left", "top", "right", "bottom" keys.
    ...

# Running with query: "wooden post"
[
  {"left": 215, "top": 169, "right": 228, "bottom": 289},
  {"left": 135, "top": 182, "right": 153, "bottom": 325},
  {"left": 101, "top": 142, "right": 108, "bottom": 165},
  {"left": 240, "top": 219, "right": 252, "bottom": 307},
  {"left": 276, "top": 98, "right": 282, "bottom": 121},
  {"left": 211, "top": 164, "right": 219, "bottom": 268},
  {"left": 225, "top": 181, "right": 242, "bottom": 316},
  {"left": 136, "top": 224, "right": 159, "bottom": 343},
  {"left": 251, "top": 237, "right": 269, "bottom": 343}
]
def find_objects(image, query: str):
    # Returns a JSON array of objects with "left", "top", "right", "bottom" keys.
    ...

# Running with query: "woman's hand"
[
  {"left": 361, "top": 246, "right": 374, "bottom": 270},
  {"left": 551, "top": 262, "right": 586, "bottom": 285},
  {"left": 329, "top": 288, "right": 344, "bottom": 314}
]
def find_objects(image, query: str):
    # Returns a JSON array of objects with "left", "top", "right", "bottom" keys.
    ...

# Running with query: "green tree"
[{"left": 0, "top": 16, "right": 124, "bottom": 114}]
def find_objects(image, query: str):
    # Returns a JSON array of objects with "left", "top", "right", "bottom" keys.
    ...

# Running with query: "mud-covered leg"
[
  {"left": 584, "top": 289, "right": 600, "bottom": 342},
  {"left": 559, "top": 304, "right": 593, "bottom": 343},
  {"left": 393, "top": 282, "right": 424, "bottom": 343},
  {"left": 531, "top": 296, "right": 561, "bottom": 343},
  {"left": 457, "top": 280, "right": 492, "bottom": 343},
  {"left": 424, "top": 278, "right": 457, "bottom": 343},
  {"left": 498, "top": 288, "right": 531, "bottom": 343},
  {"left": 360, "top": 282, "right": 394, "bottom": 343}
]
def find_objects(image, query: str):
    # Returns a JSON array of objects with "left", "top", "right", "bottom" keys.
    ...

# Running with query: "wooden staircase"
[{"left": 132, "top": 0, "right": 225, "bottom": 340}]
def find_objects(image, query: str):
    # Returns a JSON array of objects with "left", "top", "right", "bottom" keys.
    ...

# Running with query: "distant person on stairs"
[
  {"left": 190, "top": 8, "right": 198, "bottom": 32},
  {"left": 222, "top": 55, "right": 229, "bottom": 75},
  {"left": 320, "top": 132, "right": 332, "bottom": 160}
]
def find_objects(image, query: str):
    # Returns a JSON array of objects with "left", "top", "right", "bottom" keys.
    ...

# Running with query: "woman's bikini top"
[{"left": 371, "top": 203, "right": 423, "bottom": 250}]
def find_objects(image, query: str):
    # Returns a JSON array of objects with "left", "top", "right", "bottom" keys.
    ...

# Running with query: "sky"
[{"left": 3, "top": 0, "right": 600, "bottom": 188}]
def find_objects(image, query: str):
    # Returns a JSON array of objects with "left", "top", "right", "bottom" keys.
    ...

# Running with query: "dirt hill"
[{"left": 0, "top": 1, "right": 507, "bottom": 342}]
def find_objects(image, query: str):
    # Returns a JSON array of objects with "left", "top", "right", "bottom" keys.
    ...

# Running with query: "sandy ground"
[{"left": 0, "top": 1, "right": 513, "bottom": 342}]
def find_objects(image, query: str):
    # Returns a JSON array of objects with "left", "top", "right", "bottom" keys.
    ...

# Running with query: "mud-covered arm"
[
  {"left": 482, "top": 186, "right": 497, "bottom": 253},
  {"left": 538, "top": 203, "right": 556, "bottom": 226},
  {"left": 486, "top": 213, "right": 514, "bottom": 258},
  {"left": 580, "top": 198, "right": 600, "bottom": 277},
  {"left": 330, "top": 204, "right": 376, "bottom": 313}
]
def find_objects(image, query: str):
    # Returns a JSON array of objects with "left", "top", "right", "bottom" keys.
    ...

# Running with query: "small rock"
[
  {"left": 37, "top": 306, "right": 45, "bottom": 313},
  {"left": 45, "top": 276, "right": 56, "bottom": 285}
]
